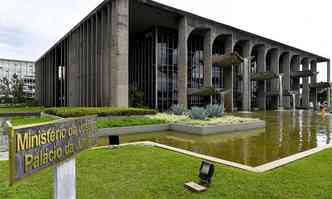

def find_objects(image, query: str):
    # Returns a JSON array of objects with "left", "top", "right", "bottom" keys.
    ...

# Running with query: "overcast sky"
[{"left": 0, "top": 0, "right": 331, "bottom": 81}]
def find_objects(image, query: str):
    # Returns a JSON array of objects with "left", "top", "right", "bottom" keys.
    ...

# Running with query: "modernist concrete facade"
[
  {"left": 36, "top": 0, "right": 330, "bottom": 111},
  {"left": 0, "top": 58, "right": 35, "bottom": 98}
]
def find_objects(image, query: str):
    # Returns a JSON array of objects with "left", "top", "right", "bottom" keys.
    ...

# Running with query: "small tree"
[
  {"left": 0, "top": 77, "right": 11, "bottom": 104},
  {"left": 0, "top": 74, "right": 25, "bottom": 105},
  {"left": 11, "top": 74, "right": 25, "bottom": 104}
]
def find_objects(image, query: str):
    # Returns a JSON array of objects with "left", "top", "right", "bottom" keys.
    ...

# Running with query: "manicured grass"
[
  {"left": 96, "top": 117, "right": 166, "bottom": 128},
  {"left": 44, "top": 107, "right": 157, "bottom": 118},
  {"left": 10, "top": 116, "right": 57, "bottom": 126},
  {"left": 0, "top": 106, "right": 44, "bottom": 114},
  {"left": 1, "top": 146, "right": 332, "bottom": 198}
]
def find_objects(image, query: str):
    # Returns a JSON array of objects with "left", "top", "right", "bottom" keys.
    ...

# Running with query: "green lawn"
[
  {"left": 1, "top": 145, "right": 332, "bottom": 198},
  {"left": 0, "top": 106, "right": 44, "bottom": 114},
  {"left": 10, "top": 116, "right": 57, "bottom": 127},
  {"left": 96, "top": 117, "right": 167, "bottom": 128}
]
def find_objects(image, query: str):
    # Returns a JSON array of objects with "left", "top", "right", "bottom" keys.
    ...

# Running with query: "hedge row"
[
  {"left": 44, "top": 107, "right": 157, "bottom": 118},
  {"left": 96, "top": 117, "right": 166, "bottom": 128}
]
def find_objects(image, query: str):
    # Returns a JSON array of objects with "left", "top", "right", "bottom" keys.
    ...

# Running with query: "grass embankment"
[
  {"left": 0, "top": 106, "right": 44, "bottom": 114},
  {"left": 44, "top": 107, "right": 157, "bottom": 118},
  {"left": 1, "top": 145, "right": 332, "bottom": 198},
  {"left": 10, "top": 116, "right": 57, "bottom": 127}
]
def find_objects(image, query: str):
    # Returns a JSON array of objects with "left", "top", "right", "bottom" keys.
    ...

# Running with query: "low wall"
[
  {"left": 170, "top": 120, "right": 266, "bottom": 135},
  {"left": 97, "top": 120, "right": 266, "bottom": 137}
]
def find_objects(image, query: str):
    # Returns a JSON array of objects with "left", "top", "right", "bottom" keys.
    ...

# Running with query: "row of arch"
[{"left": 186, "top": 27, "right": 318, "bottom": 110}]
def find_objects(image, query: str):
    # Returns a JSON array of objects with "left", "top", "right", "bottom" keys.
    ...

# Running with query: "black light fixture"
[
  {"left": 199, "top": 160, "right": 215, "bottom": 185},
  {"left": 108, "top": 135, "right": 120, "bottom": 146}
]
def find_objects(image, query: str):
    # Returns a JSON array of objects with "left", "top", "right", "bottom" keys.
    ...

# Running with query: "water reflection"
[{"left": 102, "top": 111, "right": 332, "bottom": 166}]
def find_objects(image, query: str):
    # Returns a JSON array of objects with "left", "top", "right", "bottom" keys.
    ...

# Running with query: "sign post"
[
  {"left": 8, "top": 116, "right": 96, "bottom": 198},
  {"left": 54, "top": 158, "right": 76, "bottom": 199}
]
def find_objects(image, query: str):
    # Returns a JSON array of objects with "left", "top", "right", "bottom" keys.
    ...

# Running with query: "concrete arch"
[
  {"left": 187, "top": 27, "right": 209, "bottom": 38},
  {"left": 290, "top": 55, "right": 300, "bottom": 72},
  {"left": 233, "top": 40, "right": 250, "bottom": 57},
  {"left": 290, "top": 55, "right": 301, "bottom": 107},
  {"left": 250, "top": 44, "right": 266, "bottom": 110},
  {"left": 279, "top": 52, "right": 290, "bottom": 74},
  {"left": 301, "top": 57, "right": 310, "bottom": 70},
  {"left": 232, "top": 40, "right": 250, "bottom": 110},
  {"left": 251, "top": 44, "right": 266, "bottom": 73},
  {"left": 310, "top": 59, "right": 318, "bottom": 107},
  {"left": 265, "top": 48, "right": 279, "bottom": 110},
  {"left": 299, "top": 57, "right": 310, "bottom": 107},
  {"left": 211, "top": 34, "right": 233, "bottom": 111},
  {"left": 187, "top": 28, "right": 207, "bottom": 89},
  {"left": 279, "top": 52, "right": 291, "bottom": 109},
  {"left": 265, "top": 48, "right": 279, "bottom": 73},
  {"left": 310, "top": 59, "right": 317, "bottom": 82},
  {"left": 212, "top": 34, "right": 233, "bottom": 54}
]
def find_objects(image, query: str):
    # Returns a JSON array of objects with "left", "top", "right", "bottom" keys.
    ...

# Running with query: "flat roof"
[
  {"left": 36, "top": 0, "right": 329, "bottom": 63},
  {"left": 0, "top": 58, "right": 35, "bottom": 64},
  {"left": 146, "top": 0, "right": 329, "bottom": 62}
]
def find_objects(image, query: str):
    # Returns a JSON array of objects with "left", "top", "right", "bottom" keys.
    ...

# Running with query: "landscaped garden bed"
[{"left": 96, "top": 113, "right": 265, "bottom": 136}]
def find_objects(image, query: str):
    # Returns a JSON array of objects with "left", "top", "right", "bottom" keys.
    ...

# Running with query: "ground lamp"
[
  {"left": 199, "top": 160, "right": 215, "bottom": 185},
  {"left": 108, "top": 135, "right": 120, "bottom": 146},
  {"left": 184, "top": 160, "right": 215, "bottom": 192}
]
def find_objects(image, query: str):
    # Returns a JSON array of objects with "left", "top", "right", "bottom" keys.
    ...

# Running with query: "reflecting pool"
[{"left": 102, "top": 111, "right": 332, "bottom": 166}]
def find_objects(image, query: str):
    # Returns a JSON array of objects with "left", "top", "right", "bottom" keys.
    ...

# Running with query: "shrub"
[
  {"left": 189, "top": 107, "right": 208, "bottom": 120},
  {"left": 206, "top": 104, "right": 224, "bottom": 117},
  {"left": 96, "top": 117, "right": 166, "bottom": 128},
  {"left": 44, "top": 107, "right": 157, "bottom": 118},
  {"left": 170, "top": 104, "right": 187, "bottom": 115}
]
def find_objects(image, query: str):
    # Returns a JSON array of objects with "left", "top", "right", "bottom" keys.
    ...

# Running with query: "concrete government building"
[
  {"left": 36, "top": 0, "right": 330, "bottom": 112},
  {"left": 0, "top": 58, "right": 35, "bottom": 98}
]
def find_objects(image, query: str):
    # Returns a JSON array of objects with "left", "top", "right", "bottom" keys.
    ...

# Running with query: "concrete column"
[
  {"left": 302, "top": 59, "right": 310, "bottom": 108},
  {"left": 270, "top": 49, "right": 279, "bottom": 109},
  {"left": 241, "top": 42, "right": 251, "bottom": 112},
  {"left": 257, "top": 46, "right": 266, "bottom": 111},
  {"left": 111, "top": 0, "right": 129, "bottom": 107},
  {"left": 203, "top": 30, "right": 212, "bottom": 104},
  {"left": 281, "top": 53, "right": 291, "bottom": 109},
  {"left": 242, "top": 58, "right": 251, "bottom": 111},
  {"left": 203, "top": 30, "right": 212, "bottom": 88},
  {"left": 327, "top": 60, "right": 331, "bottom": 107},
  {"left": 223, "top": 37, "right": 233, "bottom": 112},
  {"left": 177, "top": 17, "right": 188, "bottom": 107},
  {"left": 311, "top": 61, "right": 317, "bottom": 109},
  {"left": 292, "top": 56, "right": 301, "bottom": 107},
  {"left": 270, "top": 50, "right": 279, "bottom": 93}
]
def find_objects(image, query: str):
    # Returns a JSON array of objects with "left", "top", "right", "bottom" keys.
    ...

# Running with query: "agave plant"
[
  {"left": 206, "top": 104, "right": 224, "bottom": 117},
  {"left": 189, "top": 107, "right": 208, "bottom": 120},
  {"left": 170, "top": 104, "right": 187, "bottom": 115}
]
